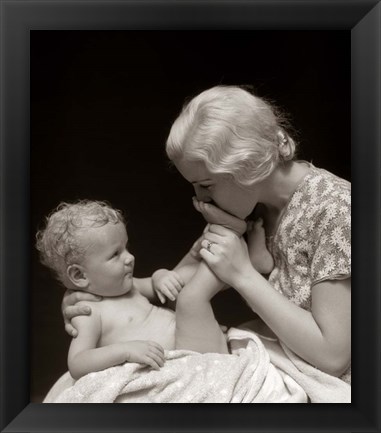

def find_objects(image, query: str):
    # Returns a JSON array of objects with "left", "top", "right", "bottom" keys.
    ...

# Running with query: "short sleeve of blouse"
[{"left": 310, "top": 193, "right": 351, "bottom": 285}]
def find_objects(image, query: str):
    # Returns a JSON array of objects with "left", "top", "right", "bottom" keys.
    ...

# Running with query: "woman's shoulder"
[
  {"left": 296, "top": 165, "right": 350, "bottom": 206},
  {"left": 307, "top": 165, "right": 350, "bottom": 188},
  {"left": 282, "top": 164, "right": 351, "bottom": 235}
]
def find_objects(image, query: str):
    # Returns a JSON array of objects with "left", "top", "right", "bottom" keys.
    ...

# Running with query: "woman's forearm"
[
  {"left": 68, "top": 344, "right": 128, "bottom": 380},
  {"left": 235, "top": 270, "right": 349, "bottom": 376}
]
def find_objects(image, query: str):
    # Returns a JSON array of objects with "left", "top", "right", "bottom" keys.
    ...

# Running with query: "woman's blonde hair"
[
  {"left": 166, "top": 85, "right": 297, "bottom": 185},
  {"left": 36, "top": 200, "right": 124, "bottom": 286}
]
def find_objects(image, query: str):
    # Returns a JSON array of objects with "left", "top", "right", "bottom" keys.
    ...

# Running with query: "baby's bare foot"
[
  {"left": 247, "top": 218, "right": 274, "bottom": 274},
  {"left": 193, "top": 197, "right": 246, "bottom": 236}
]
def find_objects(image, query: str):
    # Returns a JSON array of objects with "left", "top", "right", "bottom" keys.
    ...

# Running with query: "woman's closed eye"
[
  {"left": 200, "top": 184, "right": 213, "bottom": 190},
  {"left": 110, "top": 250, "right": 119, "bottom": 259}
]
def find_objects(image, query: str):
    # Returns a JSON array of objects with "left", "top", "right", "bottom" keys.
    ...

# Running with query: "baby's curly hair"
[{"left": 36, "top": 200, "right": 125, "bottom": 286}]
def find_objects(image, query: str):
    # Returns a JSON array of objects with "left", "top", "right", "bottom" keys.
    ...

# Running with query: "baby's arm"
[
  {"left": 68, "top": 307, "right": 164, "bottom": 379},
  {"left": 68, "top": 311, "right": 124, "bottom": 379},
  {"left": 134, "top": 272, "right": 184, "bottom": 305}
]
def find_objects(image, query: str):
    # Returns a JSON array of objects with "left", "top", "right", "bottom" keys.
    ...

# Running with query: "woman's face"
[{"left": 174, "top": 159, "right": 260, "bottom": 219}]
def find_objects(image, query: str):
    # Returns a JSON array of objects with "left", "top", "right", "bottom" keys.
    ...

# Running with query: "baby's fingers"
[
  {"left": 168, "top": 276, "right": 183, "bottom": 292},
  {"left": 148, "top": 350, "right": 165, "bottom": 368},
  {"left": 155, "top": 289, "right": 166, "bottom": 304},
  {"left": 171, "top": 271, "right": 185, "bottom": 287},
  {"left": 144, "top": 355, "right": 162, "bottom": 371},
  {"left": 147, "top": 341, "right": 165, "bottom": 354},
  {"left": 161, "top": 285, "right": 177, "bottom": 301}
]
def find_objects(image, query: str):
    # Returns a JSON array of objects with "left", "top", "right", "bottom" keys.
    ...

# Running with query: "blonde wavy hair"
[
  {"left": 166, "top": 85, "right": 297, "bottom": 185},
  {"left": 36, "top": 200, "right": 125, "bottom": 286}
]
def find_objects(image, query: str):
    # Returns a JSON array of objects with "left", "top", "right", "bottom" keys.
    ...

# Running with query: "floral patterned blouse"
[
  {"left": 267, "top": 164, "right": 351, "bottom": 383},
  {"left": 268, "top": 165, "right": 351, "bottom": 309}
]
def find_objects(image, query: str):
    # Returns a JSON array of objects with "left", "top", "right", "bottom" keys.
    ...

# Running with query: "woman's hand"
[
  {"left": 151, "top": 269, "right": 184, "bottom": 303},
  {"left": 199, "top": 224, "right": 256, "bottom": 287},
  {"left": 62, "top": 290, "right": 102, "bottom": 337}
]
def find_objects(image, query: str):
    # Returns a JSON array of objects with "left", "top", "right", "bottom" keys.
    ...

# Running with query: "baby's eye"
[{"left": 200, "top": 184, "right": 213, "bottom": 190}]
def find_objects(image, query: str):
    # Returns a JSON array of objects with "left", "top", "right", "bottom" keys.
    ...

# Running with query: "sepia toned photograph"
[
  {"left": 31, "top": 30, "right": 351, "bottom": 404},
  {"left": 1, "top": 1, "right": 380, "bottom": 431}
]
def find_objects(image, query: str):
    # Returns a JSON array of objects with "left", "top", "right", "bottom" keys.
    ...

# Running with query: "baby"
[
  {"left": 36, "top": 200, "right": 185, "bottom": 379},
  {"left": 38, "top": 200, "right": 274, "bottom": 380}
]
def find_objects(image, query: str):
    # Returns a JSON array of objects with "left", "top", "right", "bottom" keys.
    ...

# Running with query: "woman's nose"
[{"left": 124, "top": 252, "right": 134, "bottom": 266}]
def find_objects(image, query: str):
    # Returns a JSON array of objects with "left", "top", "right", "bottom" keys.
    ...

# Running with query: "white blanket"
[
  {"left": 44, "top": 327, "right": 350, "bottom": 403},
  {"left": 46, "top": 328, "right": 306, "bottom": 403}
]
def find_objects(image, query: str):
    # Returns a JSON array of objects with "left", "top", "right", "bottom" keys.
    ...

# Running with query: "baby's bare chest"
[
  {"left": 100, "top": 297, "right": 151, "bottom": 331},
  {"left": 96, "top": 297, "right": 175, "bottom": 349}
]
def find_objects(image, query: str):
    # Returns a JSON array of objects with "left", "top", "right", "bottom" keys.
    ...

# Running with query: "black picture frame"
[{"left": 1, "top": 1, "right": 380, "bottom": 432}]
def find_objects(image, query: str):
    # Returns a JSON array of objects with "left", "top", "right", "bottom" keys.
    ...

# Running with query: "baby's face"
[{"left": 79, "top": 222, "right": 135, "bottom": 297}]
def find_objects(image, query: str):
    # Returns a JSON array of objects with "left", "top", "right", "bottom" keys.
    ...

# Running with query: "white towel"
[{"left": 47, "top": 328, "right": 307, "bottom": 403}]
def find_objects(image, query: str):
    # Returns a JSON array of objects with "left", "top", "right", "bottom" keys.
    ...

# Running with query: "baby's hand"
[
  {"left": 125, "top": 340, "right": 165, "bottom": 370},
  {"left": 152, "top": 269, "right": 184, "bottom": 303}
]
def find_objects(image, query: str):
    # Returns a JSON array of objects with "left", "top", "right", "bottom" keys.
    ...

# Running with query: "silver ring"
[{"left": 206, "top": 241, "right": 213, "bottom": 252}]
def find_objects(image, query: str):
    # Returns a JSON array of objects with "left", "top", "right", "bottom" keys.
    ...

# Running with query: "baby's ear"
[{"left": 67, "top": 264, "right": 88, "bottom": 289}]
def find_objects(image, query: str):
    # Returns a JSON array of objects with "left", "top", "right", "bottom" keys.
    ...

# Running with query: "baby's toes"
[{"left": 247, "top": 218, "right": 266, "bottom": 242}]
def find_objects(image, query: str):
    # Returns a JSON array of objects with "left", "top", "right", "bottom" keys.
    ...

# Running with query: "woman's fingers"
[
  {"left": 192, "top": 196, "right": 202, "bottom": 212},
  {"left": 199, "top": 247, "right": 217, "bottom": 264},
  {"left": 64, "top": 305, "right": 91, "bottom": 321},
  {"left": 203, "top": 223, "right": 210, "bottom": 234},
  {"left": 207, "top": 223, "right": 234, "bottom": 236},
  {"left": 65, "top": 323, "right": 78, "bottom": 338},
  {"left": 202, "top": 232, "right": 224, "bottom": 244},
  {"left": 63, "top": 290, "right": 102, "bottom": 309}
]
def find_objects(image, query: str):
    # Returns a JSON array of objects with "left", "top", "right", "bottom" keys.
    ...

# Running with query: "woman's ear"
[{"left": 67, "top": 264, "right": 89, "bottom": 289}]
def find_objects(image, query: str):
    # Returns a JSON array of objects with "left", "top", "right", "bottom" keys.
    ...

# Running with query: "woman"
[{"left": 64, "top": 85, "right": 351, "bottom": 383}]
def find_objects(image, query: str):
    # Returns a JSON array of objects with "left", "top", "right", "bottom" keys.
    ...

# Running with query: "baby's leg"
[
  {"left": 193, "top": 198, "right": 246, "bottom": 236},
  {"left": 175, "top": 261, "right": 228, "bottom": 354},
  {"left": 247, "top": 218, "right": 274, "bottom": 275}
]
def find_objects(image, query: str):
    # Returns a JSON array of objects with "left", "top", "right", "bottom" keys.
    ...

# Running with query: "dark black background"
[{"left": 31, "top": 30, "right": 350, "bottom": 402}]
